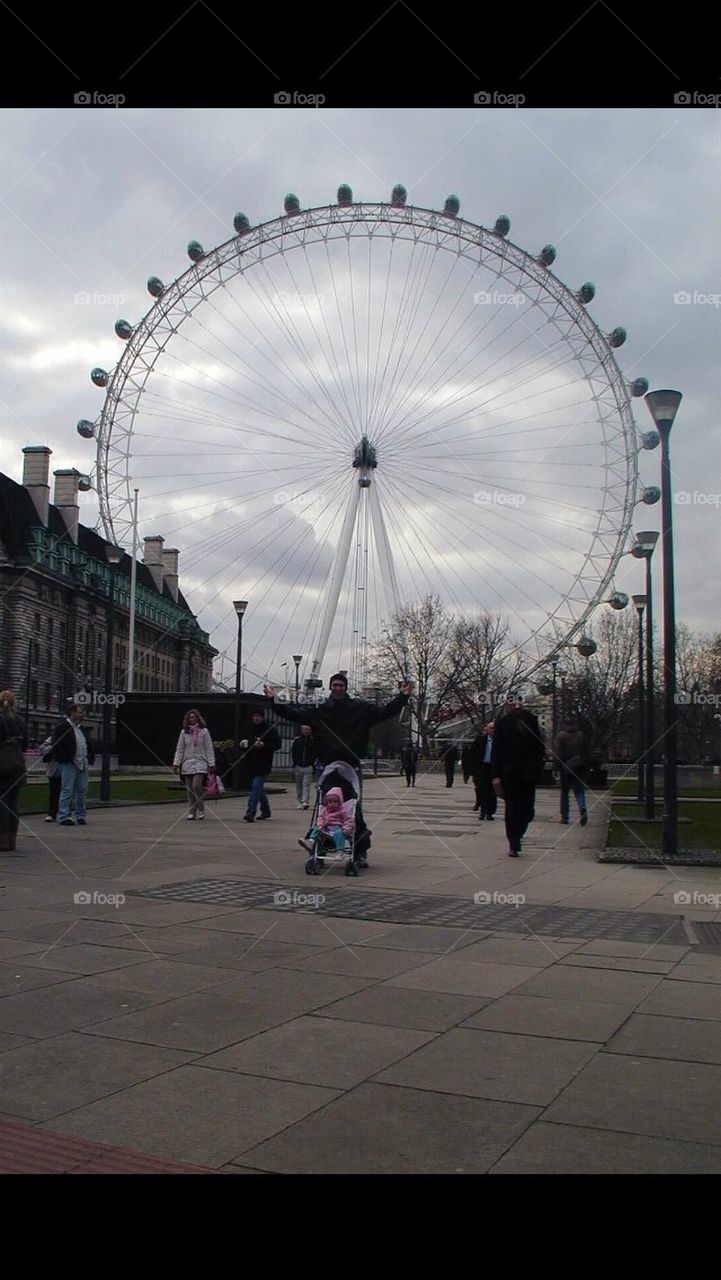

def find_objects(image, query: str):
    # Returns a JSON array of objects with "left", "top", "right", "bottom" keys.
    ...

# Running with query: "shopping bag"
[{"left": 205, "top": 770, "right": 220, "bottom": 799}]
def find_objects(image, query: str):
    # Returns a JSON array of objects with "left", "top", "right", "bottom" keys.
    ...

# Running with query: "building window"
[
  {"left": 45, "top": 683, "right": 51, "bottom": 709},
  {"left": 30, "top": 680, "right": 38, "bottom": 707},
  {"left": 48, "top": 619, "right": 53, "bottom": 637}
]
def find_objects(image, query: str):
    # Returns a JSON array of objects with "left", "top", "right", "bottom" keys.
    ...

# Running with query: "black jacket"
[
  {"left": 401, "top": 744, "right": 419, "bottom": 769},
  {"left": 440, "top": 742, "right": 459, "bottom": 765},
  {"left": 50, "top": 719, "right": 95, "bottom": 766},
  {"left": 273, "top": 691, "right": 409, "bottom": 768},
  {"left": 244, "top": 720, "right": 281, "bottom": 776},
  {"left": 0, "top": 712, "right": 28, "bottom": 777},
  {"left": 491, "top": 710, "right": 544, "bottom": 786},
  {"left": 291, "top": 734, "right": 316, "bottom": 768}
]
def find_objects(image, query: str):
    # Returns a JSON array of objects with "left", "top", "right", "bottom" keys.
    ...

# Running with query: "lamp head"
[
  {"left": 635, "top": 530, "right": 659, "bottom": 555},
  {"left": 105, "top": 543, "right": 124, "bottom": 566},
  {"left": 233, "top": 600, "right": 248, "bottom": 617},
  {"left": 632, "top": 593, "right": 647, "bottom": 611},
  {"left": 292, "top": 654, "right": 303, "bottom": 665},
  {"left": 645, "top": 389, "right": 682, "bottom": 429}
]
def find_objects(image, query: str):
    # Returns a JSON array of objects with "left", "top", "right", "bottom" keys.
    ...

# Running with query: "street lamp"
[
  {"left": 632, "top": 530, "right": 659, "bottom": 819},
  {"left": 293, "top": 654, "right": 302, "bottom": 701},
  {"left": 232, "top": 600, "right": 248, "bottom": 791},
  {"left": 632, "top": 593, "right": 647, "bottom": 802},
  {"left": 645, "top": 389, "right": 683, "bottom": 857},
  {"left": 100, "top": 543, "right": 124, "bottom": 802}
]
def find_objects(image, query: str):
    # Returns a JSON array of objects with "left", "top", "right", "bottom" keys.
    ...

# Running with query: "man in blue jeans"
[
  {"left": 51, "top": 704, "right": 95, "bottom": 826},
  {"left": 242, "top": 710, "right": 281, "bottom": 822}
]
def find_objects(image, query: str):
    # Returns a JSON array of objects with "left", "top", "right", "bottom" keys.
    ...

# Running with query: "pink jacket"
[{"left": 318, "top": 787, "right": 354, "bottom": 835}]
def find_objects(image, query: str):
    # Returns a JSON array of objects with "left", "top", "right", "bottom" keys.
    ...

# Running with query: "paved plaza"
[{"left": 1, "top": 774, "right": 720, "bottom": 1173}]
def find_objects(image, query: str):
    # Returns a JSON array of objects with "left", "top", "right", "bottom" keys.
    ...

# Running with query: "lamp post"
[
  {"left": 645, "top": 390, "right": 683, "bottom": 858},
  {"left": 232, "top": 600, "right": 248, "bottom": 791},
  {"left": 293, "top": 654, "right": 302, "bottom": 702},
  {"left": 100, "top": 543, "right": 124, "bottom": 803},
  {"left": 633, "top": 530, "right": 659, "bottom": 819},
  {"left": 632, "top": 593, "right": 647, "bottom": 802},
  {"left": 550, "top": 657, "right": 559, "bottom": 742}
]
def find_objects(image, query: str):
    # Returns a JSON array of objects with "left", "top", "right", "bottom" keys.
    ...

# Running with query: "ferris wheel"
[{"left": 78, "top": 184, "right": 655, "bottom": 693}]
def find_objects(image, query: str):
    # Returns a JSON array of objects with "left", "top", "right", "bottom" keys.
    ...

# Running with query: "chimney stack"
[
  {"left": 162, "top": 547, "right": 179, "bottom": 601},
  {"left": 22, "top": 446, "right": 52, "bottom": 526},
  {"left": 143, "top": 535, "right": 165, "bottom": 593},
  {"left": 53, "top": 469, "right": 81, "bottom": 544}
]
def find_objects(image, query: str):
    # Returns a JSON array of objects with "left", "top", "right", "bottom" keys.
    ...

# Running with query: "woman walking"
[
  {"left": 0, "top": 690, "right": 29, "bottom": 855},
  {"left": 173, "top": 709, "right": 216, "bottom": 820}
]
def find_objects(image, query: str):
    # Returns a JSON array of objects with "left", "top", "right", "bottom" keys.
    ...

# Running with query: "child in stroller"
[{"left": 299, "top": 762, "right": 368, "bottom": 877}]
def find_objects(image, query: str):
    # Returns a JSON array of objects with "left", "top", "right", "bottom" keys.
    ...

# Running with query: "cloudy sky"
[{"left": 0, "top": 108, "right": 718, "bottom": 691}]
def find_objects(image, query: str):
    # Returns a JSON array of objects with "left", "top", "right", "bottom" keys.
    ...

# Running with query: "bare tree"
[
  {"left": 368, "top": 594, "right": 455, "bottom": 751},
  {"left": 676, "top": 626, "right": 721, "bottom": 762},
  {"left": 442, "top": 612, "right": 527, "bottom": 726},
  {"left": 561, "top": 610, "right": 639, "bottom": 756}
]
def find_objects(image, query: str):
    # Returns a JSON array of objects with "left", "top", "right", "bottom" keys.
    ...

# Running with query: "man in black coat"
[
  {"left": 51, "top": 704, "right": 96, "bottom": 827},
  {"left": 266, "top": 673, "right": 410, "bottom": 865},
  {"left": 400, "top": 741, "right": 419, "bottom": 787},
  {"left": 439, "top": 740, "right": 459, "bottom": 787},
  {"left": 242, "top": 709, "right": 282, "bottom": 822},
  {"left": 491, "top": 697, "right": 544, "bottom": 856},
  {"left": 469, "top": 722, "right": 497, "bottom": 820}
]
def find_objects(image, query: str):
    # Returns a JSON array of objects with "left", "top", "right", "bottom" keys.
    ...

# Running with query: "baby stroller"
[{"left": 301, "top": 761, "right": 367, "bottom": 877}]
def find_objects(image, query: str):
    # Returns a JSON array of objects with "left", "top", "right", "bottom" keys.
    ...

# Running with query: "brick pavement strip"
[{"left": 0, "top": 779, "right": 719, "bottom": 1173}]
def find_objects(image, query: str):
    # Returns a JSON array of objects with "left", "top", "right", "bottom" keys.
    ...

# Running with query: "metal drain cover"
[
  {"left": 690, "top": 922, "right": 721, "bottom": 946},
  {"left": 130, "top": 877, "right": 689, "bottom": 944},
  {"left": 599, "top": 848, "right": 721, "bottom": 867}
]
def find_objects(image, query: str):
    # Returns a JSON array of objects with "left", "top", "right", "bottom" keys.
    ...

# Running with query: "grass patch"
[
  {"left": 608, "top": 800, "right": 721, "bottom": 849},
  {"left": 19, "top": 779, "right": 190, "bottom": 815},
  {"left": 609, "top": 778, "right": 721, "bottom": 799}
]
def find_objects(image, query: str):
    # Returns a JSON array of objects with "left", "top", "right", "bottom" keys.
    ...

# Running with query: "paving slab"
[
  {"left": 386, "top": 956, "right": 542, "bottom": 998},
  {"left": 0, "top": 963, "right": 77, "bottom": 997},
  {"left": 461, "top": 994, "right": 634, "bottom": 1042},
  {"left": 489, "top": 1121, "right": 721, "bottom": 1174},
  {"left": 166, "top": 934, "right": 335, "bottom": 973},
  {"left": 71, "top": 958, "right": 243, "bottom": 998},
  {"left": 0, "top": 1032, "right": 34, "bottom": 1054},
  {"left": 605, "top": 1013, "right": 721, "bottom": 1065},
  {"left": 278, "top": 946, "right": 437, "bottom": 980},
  {"left": 637, "top": 979, "right": 721, "bottom": 1021},
  {"left": 576, "top": 940, "right": 689, "bottom": 961},
  {"left": 80, "top": 971, "right": 373, "bottom": 1053},
  {"left": 514, "top": 964, "right": 663, "bottom": 1006},
  {"left": 353, "top": 924, "right": 490, "bottom": 953},
  {"left": 16, "top": 943, "right": 152, "bottom": 976},
  {"left": 558, "top": 953, "right": 675, "bottom": 975},
  {"left": 457, "top": 936, "right": 580, "bottom": 967},
  {"left": 315, "top": 986, "right": 491, "bottom": 1032},
  {"left": 45, "top": 1065, "right": 339, "bottom": 1167},
  {"left": 0, "top": 980, "right": 165, "bottom": 1039},
  {"left": 0, "top": 1031, "right": 193, "bottom": 1122},
  {"left": 202, "top": 1015, "right": 436, "bottom": 1088},
  {"left": 544, "top": 1053, "right": 721, "bottom": 1145},
  {"left": 375, "top": 1027, "right": 598, "bottom": 1105},
  {"left": 665, "top": 959, "right": 721, "bottom": 985},
  {"left": 235, "top": 1083, "right": 541, "bottom": 1174}
]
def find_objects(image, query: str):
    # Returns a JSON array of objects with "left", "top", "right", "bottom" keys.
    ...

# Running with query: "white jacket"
[{"left": 173, "top": 726, "right": 215, "bottom": 774}]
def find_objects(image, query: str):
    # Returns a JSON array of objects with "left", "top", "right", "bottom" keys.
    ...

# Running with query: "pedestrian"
[
  {"left": 51, "top": 703, "right": 95, "bottom": 827},
  {"left": 440, "top": 740, "right": 459, "bottom": 787},
  {"left": 266, "top": 673, "right": 411, "bottom": 866},
  {"left": 39, "top": 732, "right": 61, "bottom": 822},
  {"left": 292, "top": 723, "right": 316, "bottom": 810},
  {"left": 553, "top": 716, "right": 589, "bottom": 826},
  {"left": 491, "top": 695, "right": 545, "bottom": 857},
  {"left": 0, "top": 690, "right": 28, "bottom": 854},
  {"left": 241, "top": 709, "right": 281, "bottom": 822},
  {"left": 468, "top": 722, "right": 497, "bottom": 820},
  {"left": 401, "top": 740, "right": 419, "bottom": 787},
  {"left": 173, "top": 709, "right": 216, "bottom": 821}
]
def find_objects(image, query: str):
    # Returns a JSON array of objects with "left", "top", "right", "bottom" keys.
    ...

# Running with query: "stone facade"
[{"left": 0, "top": 447, "right": 217, "bottom": 745}]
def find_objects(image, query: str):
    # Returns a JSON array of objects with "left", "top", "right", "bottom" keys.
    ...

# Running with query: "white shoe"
[
  {"left": 186, "top": 813, "right": 196, "bottom": 820},
  {"left": 197, "top": 812, "right": 205, "bottom": 820},
  {"left": 297, "top": 802, "right": 304, "bottom": 809},
  {"left": 44, "top": 816, "right": 56, "bottom": 823}
]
